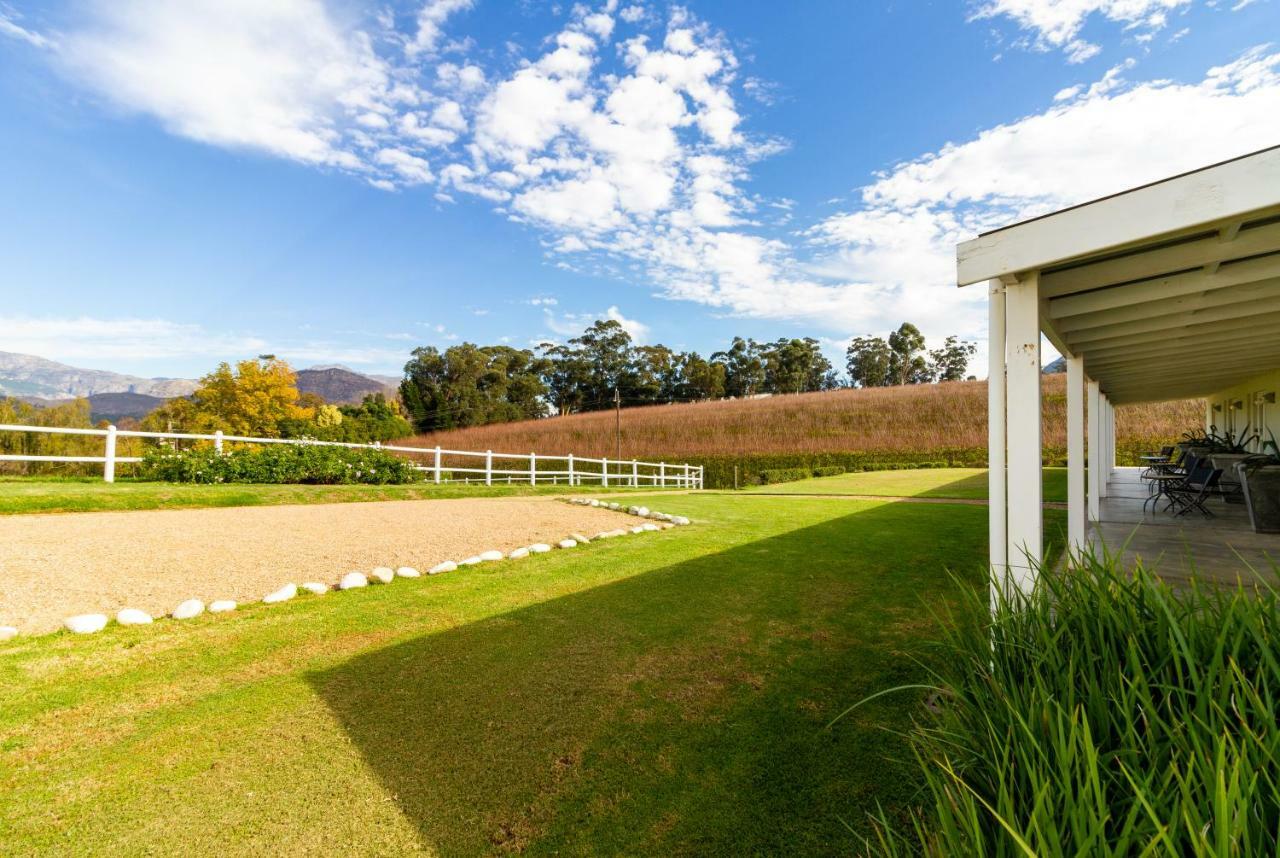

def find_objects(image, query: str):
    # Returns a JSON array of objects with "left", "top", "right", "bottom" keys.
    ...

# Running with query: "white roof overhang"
[{"left": 956, "top": 145, "right": 1280, "bottom": 404}]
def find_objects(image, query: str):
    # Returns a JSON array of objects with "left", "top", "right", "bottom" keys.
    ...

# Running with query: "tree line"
[{"left": 400, "top": 319, "right": 975, "bottom": 433}]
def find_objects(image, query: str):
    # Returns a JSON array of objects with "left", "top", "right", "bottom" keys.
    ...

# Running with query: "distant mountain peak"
[{"left": 0, "top": 351, "right": 199, "bottom": 400}]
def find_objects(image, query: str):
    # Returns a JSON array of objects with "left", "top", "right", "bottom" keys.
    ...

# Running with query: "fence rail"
[{"left": 0, "top": 423, "right": 704, "bottom": 489}]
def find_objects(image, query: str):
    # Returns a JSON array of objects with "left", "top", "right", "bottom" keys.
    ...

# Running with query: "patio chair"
[{"left": 1164, "top": 465, "right": 1223, "bottom": 518}]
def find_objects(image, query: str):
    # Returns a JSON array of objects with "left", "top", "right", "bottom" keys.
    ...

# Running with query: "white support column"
[
  {"left": 103, "top": 424, "right": 118, "bottom": 484},
  {"left": 987, "top": 280, "right": 1008, "bottom": 576},
  {"left": 1087, "top": 381, "right": 1101, "bottom": 522},
  {"left": 1097, "top": 396, "right": 1110, "bottom": 498},
  {"left": 1066, "top": 356, "right": 1086, "bottom": 557},
  {"left": 1004, "top": 272, "right": 1043, "bottom": 589},
  {"left": 1107, "top": 400, "right": 1117, "bottom": 471},
  {"left": 433, "top": 446, "right": 442, "bottom": 484},
  {"left": 568, "top": 453, "right": 575, "bottom": 487}
]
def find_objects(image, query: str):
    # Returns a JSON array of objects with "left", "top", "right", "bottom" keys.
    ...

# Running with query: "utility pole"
[{"left": 614, "top": 387, "right": 622, "bottom": 461}]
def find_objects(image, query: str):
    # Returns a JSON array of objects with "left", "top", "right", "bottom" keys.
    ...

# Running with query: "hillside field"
[{"left": 401, "top": 377, "right": 1203, "bottom": 488}]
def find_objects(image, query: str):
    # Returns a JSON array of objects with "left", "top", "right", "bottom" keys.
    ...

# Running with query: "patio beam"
[
  {"left": 1064, "top": 297, "right": 1280, "bottom": 345},
  {"left": 1079, "top": 321, "right": 1280, "bottom": 361},
  {"left": 1089, "top": 351, "right": 1280, "bottom": 383},
  {"left": 1039, "top": 220, "right": 1280, "bottom": 298},
  {"left": 1047, "top": 252, "right": 1280, "bottom": 319},
  {"left": 1053, "top": 278, "right": 1280, "bottom": 334},
  {"left": 1066, "top": 309, "right": 1280, "bottom": 351}
]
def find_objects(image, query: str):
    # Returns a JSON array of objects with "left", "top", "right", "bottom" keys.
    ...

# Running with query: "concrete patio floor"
[{"left": 1087, "top": 467, "right": 1279, "bottom": 587}]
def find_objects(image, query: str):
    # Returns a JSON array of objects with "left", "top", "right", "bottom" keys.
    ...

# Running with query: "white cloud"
[
  {"left": 540, "top": 305, "right": 650, "bottom": 342},
  {"left": 808, "top": 46, "right": 1280, "bottom": 369},
  {"left": 604, "top": 305, "right": 650, "bottom": 342},
  {"left": 973, "top": 0, "right": 1192, "bottom": 61},
  {"left": 0, "top": 7, "right": 52, "bottom": 48},
  {"left": 406, "top": 0, "right": 473, "bottom": 58}
]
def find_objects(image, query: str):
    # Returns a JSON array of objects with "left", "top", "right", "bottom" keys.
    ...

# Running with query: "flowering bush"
[{"left": 139, "top": 443, "right": 419, "bottom": 484}]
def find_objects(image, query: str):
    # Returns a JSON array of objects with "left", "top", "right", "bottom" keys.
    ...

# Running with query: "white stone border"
[{"left": 2, "top": 499, "right": 692, "bottom": 642}]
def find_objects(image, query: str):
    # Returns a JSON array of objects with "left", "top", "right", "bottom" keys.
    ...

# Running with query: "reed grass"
[
  {"left": 861, "top": 552, "right": 1280, "bottom": 856},
  {"left": 399, "top": 377, "right": 1202, "bottom": 466}
]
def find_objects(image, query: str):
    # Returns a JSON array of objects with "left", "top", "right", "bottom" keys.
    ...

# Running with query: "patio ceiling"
[{"left": 957, "top": 145, "right": 1280, "bottom": 404}]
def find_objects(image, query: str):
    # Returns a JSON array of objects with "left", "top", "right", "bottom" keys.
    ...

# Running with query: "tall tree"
[
  {"left": 887, "top": 323, "right": 931, "bottom": 385},
  {"left": 846, "top": 336, "right": 894, "bottom": 388},
  {"left": 186, "top": 357, "right": 312, "bottom": 436},
  {"left": 711, "top": 337, "right": 766, "bottom": 398},
  {"left": 400, "top": 344, "right": 549, "bottom": 432},
  {"left": 929, "top": 336, "right": 978, "bottom": 382}
]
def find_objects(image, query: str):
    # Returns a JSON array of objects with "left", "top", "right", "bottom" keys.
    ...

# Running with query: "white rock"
[
  {"left": 508, "top": 547, "right": 530, "bottom": 559},
  {"left": 557, "top": 539, "right": 578, "bottom": 549},
  {"left": 608, "top": 503, "right": 621, "bottom": 511},
  {"left": 395, "top": 566, "right": 420, "bottom": 579},
  {"left": 635, "top": 506, "right": 650, "bottom": 517},
  {"left": 627, "top": 506, "right": 640, "bottom": 515},
  {"left": 460, "top": 556, "right": 483, "bottom": 566},
  {"left": 672, "top": 516, "right": 691, "bottom": 526},
  {"left": 301, "top": 581, "right": 329, "bottom": 595},
  {"left": 528, "top": 543, "right": 552, "bottom": 554},
  {"left": 116, "top": 608, "right": 153, "bottom": 626},
  {"left": 263, "top": 584, "right": 298, "bottom": 604},
  {"left": 589, "top": 499, "right": 601, "bottom": 507},
  {"left": 641, "top": 523, "right": 660, "bottom": 532},
  {"left": 429, "top": 561, "right": 457, "bottom": 575},
  {"left": 172, "top": 599, "right": 205, "bottom": 620},
  {"left": 370, "top": 566, "right": 395, "bottom": 584},
  {"left": 478, "top": 550, "right": 505, "bottom": 562},
  {"left": 209, "top": 600, "right": 237, "bottom": 613},
  {"left": 660, "top": 522, "right": 675, "bottom": 530},
  {"left": 0, "top": 626, "right": 18, "bottom": 641},
  {"left": 65, "top": 613, "right": 108, "bottom": 634},
  {"left": 569, "top": 532, "right": 591, "bottom": 544},
  {"left": 630, "top": 526, "right": 644, "bottom": 534},
  {"left": 339, "top": 572, "right": 368, "bottom": 590}
]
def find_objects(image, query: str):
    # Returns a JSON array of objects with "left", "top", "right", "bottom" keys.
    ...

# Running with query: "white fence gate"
[{"left": 0, "top": 424, "right": 704, "bottom": 489}]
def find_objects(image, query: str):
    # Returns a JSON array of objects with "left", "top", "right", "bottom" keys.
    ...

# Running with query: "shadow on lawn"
[{"left": 307, "top": 503, "right": 990, "bottom": 856}]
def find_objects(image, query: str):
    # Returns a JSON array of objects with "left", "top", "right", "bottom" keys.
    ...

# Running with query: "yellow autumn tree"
[{"left": 188, "top": 357, "right": 314, "bottom": 437}]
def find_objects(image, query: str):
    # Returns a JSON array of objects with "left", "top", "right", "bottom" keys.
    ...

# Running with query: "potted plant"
[
  {"left": 1237, "top": 431, "right": 1280, "bottom": 534},
  {"left": 1208, "top": 424, "right": 1258, "bottom": 504}
]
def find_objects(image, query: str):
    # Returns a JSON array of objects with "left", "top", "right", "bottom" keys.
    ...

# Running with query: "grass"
[
  {"left": 0, "top": 493, "right": 1065, "bottom": 854},
  {"left": 0, "top": 477, "right": 669, "bottom": 515},
  {"left": 397, "top": 376, "right": 1202, "bottom": 464},
  {"left": 868, "top": 551, "right": 1280, "bottom": 855},
  {"left": 742, "top": 467, "right": 1070, "bottom": 502}
]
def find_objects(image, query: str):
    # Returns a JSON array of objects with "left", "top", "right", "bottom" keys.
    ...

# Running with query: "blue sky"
[{"left": 1, "top": 0, "right": 1277, "bottom": 379}]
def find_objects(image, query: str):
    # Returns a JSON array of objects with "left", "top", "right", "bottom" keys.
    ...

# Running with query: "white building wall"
[{"left": 1206, "top": 369, "right": 1280, "bottom": 450}]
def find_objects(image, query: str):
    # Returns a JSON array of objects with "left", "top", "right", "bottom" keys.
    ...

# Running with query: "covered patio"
[{"left": 957, "top": 145, "right": 1280, "bottom": 589}]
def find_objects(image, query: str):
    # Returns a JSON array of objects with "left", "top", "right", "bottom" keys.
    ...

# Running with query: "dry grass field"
[{"left": 400, "top": 377, "right": 1203, "bottom": 485}]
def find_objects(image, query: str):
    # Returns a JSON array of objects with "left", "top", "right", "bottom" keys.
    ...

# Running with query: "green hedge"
[{"left": 139, "top": 444, "right": 420, "bottom": 485}]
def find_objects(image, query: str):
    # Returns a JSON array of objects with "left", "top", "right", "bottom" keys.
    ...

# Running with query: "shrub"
[
  {"left": 811, "top": 466, "right": 845, "bottom": 478},
  {"left": 859, "top": 553, "right": 1280, "bottom": 856},
  {"left": 759, "top": 467, "right": 812, "bottom": 484},
  {"left": 139, "top": 444, "right": 420, "bottom": 485}
]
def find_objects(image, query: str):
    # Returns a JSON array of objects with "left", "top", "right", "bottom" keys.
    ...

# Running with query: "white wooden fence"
[{"left": 0, "top": 423, "right": 703, "bottom": 489}]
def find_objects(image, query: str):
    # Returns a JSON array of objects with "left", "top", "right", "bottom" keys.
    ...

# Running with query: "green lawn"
[
  {"left": 0, "top": 494, "right": 1063, "bottom": 855},
  {"left": 0, "top": 478, "right": 671, "bottom": 515},
  {"left": 743, "top": 466, "right": 1070, "bottom": 502}
]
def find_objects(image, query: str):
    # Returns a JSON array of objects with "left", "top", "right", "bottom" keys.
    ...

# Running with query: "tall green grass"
[{"left": 861, "top": 552, "right": 1280, "bottom": 856}]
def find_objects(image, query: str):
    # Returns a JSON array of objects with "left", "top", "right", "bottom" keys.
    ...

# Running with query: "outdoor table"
[{"left": 1144, "top": 473, "right": 1184, "bottom": 513}]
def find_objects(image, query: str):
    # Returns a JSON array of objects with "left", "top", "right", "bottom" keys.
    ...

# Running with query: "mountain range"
[{"left": 0, "top": 351, "right": 399, "bottom": 420}]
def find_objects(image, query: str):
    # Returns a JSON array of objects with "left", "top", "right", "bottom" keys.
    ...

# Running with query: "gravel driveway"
[{"left": 0, "top": 497, "right": 637, "bottom": 634}]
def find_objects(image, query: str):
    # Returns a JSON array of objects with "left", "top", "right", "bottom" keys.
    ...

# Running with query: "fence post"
[
  {"left": 659, "top": 461, "right": 666, "bottom": 487},
  {"left": 568, "top": 453, "right": 575, "bottom": 487},
  {"left": 103, "top": 424, "right": 117, "bottom": 483},
  {"left": 214, "top": 430, "right": 224, "bottom": 454},
  {"left": 530, "top": 452, "right": 537, "bottom": 486},
  {"left": 631, "top": 459, "right": 638, "bottom": 487},
  {"left": 485, "top": 450, "right": 493, "bottom": 486},
  {"left": 684, "top": 464, "right": 690, "bottom": 489},
  {"left": 433, "top": 446, "right": 442, "bottom": 484},
  {"left": 602, "top": 457, "right": 609, "bottom": 487},
  {"left": 698, "top": 466, "right": 704, "bottom": 489}
]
